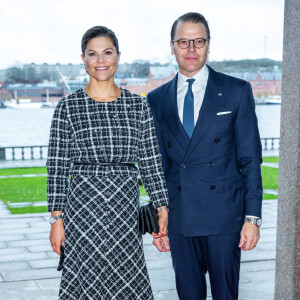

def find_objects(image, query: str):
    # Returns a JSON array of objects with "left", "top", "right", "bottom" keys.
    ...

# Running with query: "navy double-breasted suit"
[{"left": 148, "top": 65, "right": 263, "bottom": 237}]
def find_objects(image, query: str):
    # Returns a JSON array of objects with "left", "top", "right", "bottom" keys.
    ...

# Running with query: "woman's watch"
[
  {"left": 244, "top": 217, "right": 262, "bottom": 227},
  {"left": 49, "top": 215, "right": 63, "bottom": 225},
  {"left": 157, "top": 206, "right": 168, "bottom": 214}
]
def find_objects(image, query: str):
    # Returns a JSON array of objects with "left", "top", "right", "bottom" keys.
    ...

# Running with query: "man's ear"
[{"left": 170, "top": 41, "right": 175, "bottom": 55}]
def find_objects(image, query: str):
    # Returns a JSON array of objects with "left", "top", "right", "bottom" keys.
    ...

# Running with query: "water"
[
  {"left": 0, "top": 105, "right": 281, "bottom": 147},
  {"left": 256, "top": 105, "right": 281, "bottom": 139},
  {"left": 0, "top": 109, "right": 54, "bottom": 147}
]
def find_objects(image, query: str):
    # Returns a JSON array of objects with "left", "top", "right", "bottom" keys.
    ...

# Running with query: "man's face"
[{"left": 171, "top": 21, "right": 210, "bottom": 77}]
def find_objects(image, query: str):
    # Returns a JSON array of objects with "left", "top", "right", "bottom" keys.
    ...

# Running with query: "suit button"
[
  {"left": 208, "top": 162, "right": 214, "bottom": 168},
  {"left": 181, "top": 163, "right": 186, "bottom": 168},
  {"left": 167, "top": 142, "right": 171, "bottom": 147},
  {"left": 215, "top": 138, "right": 220, "bottom": 143},
  {"left": 177, "top": 186, "right": 182, "bottom": 191},
  {"left": 210, "top": 185, "right": 216, "bottom": 190}
]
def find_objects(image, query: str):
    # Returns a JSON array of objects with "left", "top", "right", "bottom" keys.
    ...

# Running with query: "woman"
[{"left": 47, "top": 26, "right": 169, "bottom": 299}]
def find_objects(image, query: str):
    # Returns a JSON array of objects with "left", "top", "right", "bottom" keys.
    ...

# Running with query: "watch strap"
[
  {"left": 244, "top": 217, "right": 262, "bottom": 227},
  {"left": 49, "top": 215, "right": 63, "bottom": 224}
]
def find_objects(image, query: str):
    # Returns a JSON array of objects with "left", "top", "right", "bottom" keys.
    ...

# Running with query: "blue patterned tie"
[{"left": 183, "top": 78, "right": 195, "bottom": 139}]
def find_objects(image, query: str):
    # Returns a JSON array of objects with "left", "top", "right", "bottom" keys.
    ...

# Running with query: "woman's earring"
[{"left": 84, "top": 65, "right": 88, "bottom": 74}]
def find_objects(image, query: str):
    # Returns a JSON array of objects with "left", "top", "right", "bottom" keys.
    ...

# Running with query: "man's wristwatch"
[
  {"left": 244, "top": 217, "right": 262, "bottom": 227},
  {"left": 49, "top": 215, "right": 63, "bottom": 225}
]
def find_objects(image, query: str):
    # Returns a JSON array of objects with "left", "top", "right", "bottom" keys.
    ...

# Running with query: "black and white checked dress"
[{"left": 47, "top": 88, "right": 168, "bottom": 300}]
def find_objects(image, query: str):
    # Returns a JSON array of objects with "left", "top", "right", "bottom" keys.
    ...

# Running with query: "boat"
[
  {"left": 265, "top": 95, "right": 281, "bottom": 105},
  {"left": 0, "top": 100, "right": 6, "bottom": 109},
  {"left": 40, "top": 102, "right": 54, "bottom": 108}
]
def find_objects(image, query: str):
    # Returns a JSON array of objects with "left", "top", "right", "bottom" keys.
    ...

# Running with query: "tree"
[{"left": 5, "top": 67, "right": 24, "bottom": 83}]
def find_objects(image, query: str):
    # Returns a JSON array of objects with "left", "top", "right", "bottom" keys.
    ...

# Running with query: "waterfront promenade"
[
  {"left": 0, "top": 156, "right": 278, "bottom": 299},
  {"left": 0, "top": 199, "right": 277, "bottom": 299}
]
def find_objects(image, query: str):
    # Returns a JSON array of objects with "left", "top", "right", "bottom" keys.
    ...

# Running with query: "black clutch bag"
[
  {"left": 57, "top": 245, "right": 66, "bottom": 271},
  {"left": 139, "top": 202, "right": 159, "bottom": 235}
]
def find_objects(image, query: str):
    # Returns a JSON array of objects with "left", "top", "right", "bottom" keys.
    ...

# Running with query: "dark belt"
[{"left": 73, "top": 162, "right": 136, "bottom": 167}]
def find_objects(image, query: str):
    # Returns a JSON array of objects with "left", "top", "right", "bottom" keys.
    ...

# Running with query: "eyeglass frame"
[{"left": 171, "top": 38, "right": 210, "bottom": 49}]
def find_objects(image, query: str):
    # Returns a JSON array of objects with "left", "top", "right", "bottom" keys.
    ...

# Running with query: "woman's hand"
[
  {"left": 49, "top": 218, "right": 65, "bottom": 255},
  {"left": 151, "top": 206, "right": 168, "bottom": 239}
]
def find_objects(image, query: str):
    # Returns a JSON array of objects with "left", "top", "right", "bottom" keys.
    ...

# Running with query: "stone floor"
[{"left": 0, "top": 200, "right": 277, "bottom": 299}]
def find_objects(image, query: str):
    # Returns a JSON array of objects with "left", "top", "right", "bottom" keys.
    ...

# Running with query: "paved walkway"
[{"left": 0, "top": 200, "right": 277, "bottom": 299}]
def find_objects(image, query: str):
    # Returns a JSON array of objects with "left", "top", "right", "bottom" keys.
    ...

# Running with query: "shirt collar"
[{"left": 177, "top": 64, "right": 209, "bottom": 88}]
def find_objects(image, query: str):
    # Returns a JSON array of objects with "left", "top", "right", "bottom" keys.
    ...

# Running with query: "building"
[
  {"left": 1, "top": 82, "right": 64, "bottom": 102},
  {"left": 23, "top": 63, "right": 85, "bottom": 81},
  {"left": 227, "top": 71, "right": 282, "bottom": 97}
]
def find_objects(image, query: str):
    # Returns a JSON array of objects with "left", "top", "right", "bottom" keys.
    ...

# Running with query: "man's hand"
[
  {"left": 239, "top": 222, "right": 260, "bottom": 251},
  {"left": 152, "top": 206, "right": 168, "bottom": 239},
  {"left": 152, "top": 236, "right": 170, "bottom": 252}
]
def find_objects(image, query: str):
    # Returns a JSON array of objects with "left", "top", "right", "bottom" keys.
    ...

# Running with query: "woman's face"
[{"left": 81, "top": 37, "right": 120, "bottom": 82}]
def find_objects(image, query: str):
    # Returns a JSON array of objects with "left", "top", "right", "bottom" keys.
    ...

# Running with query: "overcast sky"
[{"left": 0, "top": 0, "right": 284, "bottom": 69}]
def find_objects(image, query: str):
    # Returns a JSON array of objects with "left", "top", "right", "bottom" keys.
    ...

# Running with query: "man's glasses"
[{"left": 172, "top": 38, "right": 209, "bottom": 49}]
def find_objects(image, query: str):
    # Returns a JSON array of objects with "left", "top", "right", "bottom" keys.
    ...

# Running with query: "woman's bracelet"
[{"left": 157, "top": 206, "right": 168, "bottom": 214}]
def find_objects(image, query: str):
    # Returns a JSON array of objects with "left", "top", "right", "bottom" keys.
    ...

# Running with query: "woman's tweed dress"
[{"left": 47, "top": 88, "right": 168, "bottom": 300}]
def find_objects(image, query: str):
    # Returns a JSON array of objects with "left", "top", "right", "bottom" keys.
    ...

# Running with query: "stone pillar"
[{"left": 275, "top": 0, "right": 300, "bottom": 299}]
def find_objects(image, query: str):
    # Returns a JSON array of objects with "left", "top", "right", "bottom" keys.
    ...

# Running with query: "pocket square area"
[{"left": 217, "top": 111, "right": 232, "bottom": 115}]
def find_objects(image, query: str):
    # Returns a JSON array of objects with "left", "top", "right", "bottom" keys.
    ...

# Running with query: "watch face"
[
  {"left": 49, "top": 216, "right": 62, "bottom": 224},
  {"left": 256, "top": 219, "right": 262, "bottom": 226}
]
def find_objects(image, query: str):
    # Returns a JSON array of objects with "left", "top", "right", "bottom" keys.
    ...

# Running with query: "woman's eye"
[
  {"left": 88, "top": 52, "right": 96, "bottom": 56},
  {"left": 105, "top": 51, "right": 112, "bottom": 55}
]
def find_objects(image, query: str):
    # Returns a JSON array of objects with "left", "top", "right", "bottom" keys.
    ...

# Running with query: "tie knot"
[{"left": 186, "top": 78, "right": 195, "bottom": 87}]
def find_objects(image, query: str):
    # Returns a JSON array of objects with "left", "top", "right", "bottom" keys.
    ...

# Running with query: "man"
[{"left": 148, "top": 12, "right": 262, "bottom": 300}]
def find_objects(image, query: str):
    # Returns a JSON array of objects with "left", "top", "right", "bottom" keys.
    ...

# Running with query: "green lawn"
[
  {"left": 262, "top": 156, "right": 279, "bottom": 163},
  {"left": 139, "top": 185, "right": 147, "bottom": 196},
  {"left": 0, "top": 177, "right": 47, "bottom": 203},
  {"left": 0, "top": 159, "right": 279, "bottom": 214},
  {"left": 0, "top": 168, "right": 149, "bottom": 214},
  {"left": 261, "top": 166, "right": 278, "bottom": 190},
  {"left": 0, "top": 176, "right": 48, "bottom": 214},
  {"left": 9, "top": 206, "right": 48, "bottom": 214},
  {"left": 0, "top": 167, "right": 47, "bottom": 176},
  {"left": 263, "top": 193, "right": 277, "bottom": 200}
]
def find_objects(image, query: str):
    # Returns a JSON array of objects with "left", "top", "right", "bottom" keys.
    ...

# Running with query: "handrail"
[
  {"left": 0, "top": 145, "right": 48, "bottom": 160},
  {"left": 260, "top": 138, "right": 280, "bottom": 150},
  {"left": 0, "top": 138, "right": 280, "bottom": 161}
]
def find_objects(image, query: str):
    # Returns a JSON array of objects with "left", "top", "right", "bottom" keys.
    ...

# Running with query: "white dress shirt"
[
  {"left": 176, "top": 64, "right": 259, "bottom": 221},
  {"left": 177, "top": 64, "right": 209, "bottom": 126}
]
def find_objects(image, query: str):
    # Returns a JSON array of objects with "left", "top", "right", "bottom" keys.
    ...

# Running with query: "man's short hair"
[{"left": 170, "top": 12, "right": 210, "bottom": 41}]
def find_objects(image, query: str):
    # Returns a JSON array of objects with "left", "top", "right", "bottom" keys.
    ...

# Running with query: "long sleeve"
[
  {"left": 47, "top": 100, "right": 72, "bottom": 212},
  {"left": 234, "top": 82, "right": 263, "bottom": 217},
  {"left": 138, "top": 100, "right": 169, "bottom": 209},
  {"left": 147, "top": 92, "right": 171, "bottom": 175}
]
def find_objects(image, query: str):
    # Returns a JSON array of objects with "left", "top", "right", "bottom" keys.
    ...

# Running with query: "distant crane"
[
  {"left": 264, "top": 35, "right": 268, "bottom": 58},
  {"left": 56, "top": 66, "right": 71, "bottom": 93}
]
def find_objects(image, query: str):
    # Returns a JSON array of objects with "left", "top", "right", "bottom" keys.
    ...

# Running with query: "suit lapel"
[
  {"left": 183, "top": 66, "right": 224, "bottom": 159},
  {"left": 163, "top": 74, "right": 190, "bottom": 150}
]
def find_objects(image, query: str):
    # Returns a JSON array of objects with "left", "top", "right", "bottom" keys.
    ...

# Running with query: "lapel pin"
[{"left": 218, "top": 93, "right": 223, "bottom": 96}]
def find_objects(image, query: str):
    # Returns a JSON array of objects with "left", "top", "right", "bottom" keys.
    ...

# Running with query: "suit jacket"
[{"left": 147, "top": 65, "right": 262, "bottom": 237}]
